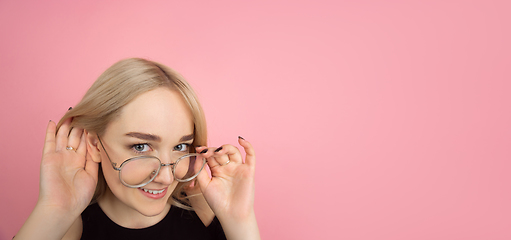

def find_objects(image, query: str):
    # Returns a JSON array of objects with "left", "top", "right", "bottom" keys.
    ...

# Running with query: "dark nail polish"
[
  {"left": 214, "top": 147, "right": 223, "bottom": 153},
  {"left": 68, "top": 107, "right": 73, "bottom": 111},
  {"left": 238, "top": 136, "right": 245, "bottom": 140},
  {"left": 200, "top": 149, "right": 208, "bottom": 154}
]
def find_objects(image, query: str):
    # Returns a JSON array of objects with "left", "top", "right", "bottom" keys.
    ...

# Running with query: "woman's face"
[{"left": 98, "top": 87, "right": 194, "bottom": 217}]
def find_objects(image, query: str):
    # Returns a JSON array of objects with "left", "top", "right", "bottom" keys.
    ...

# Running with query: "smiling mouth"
[{"left": 140, "top": 188, "right": 165, "bottom": 194}]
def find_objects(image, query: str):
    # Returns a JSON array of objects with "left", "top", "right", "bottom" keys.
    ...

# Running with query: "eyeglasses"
[{"left": 97, "top": 136, "right": 206, "bottom": 188}]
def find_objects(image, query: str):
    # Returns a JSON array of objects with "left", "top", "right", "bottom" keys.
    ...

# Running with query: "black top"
[{"left": 81, "top": 203, "right": 226, "bottom": 240}]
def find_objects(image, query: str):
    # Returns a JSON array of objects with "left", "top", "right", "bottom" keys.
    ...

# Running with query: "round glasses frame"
[{"left": 97, "top": 135, "right": 206, "bottom": 188}]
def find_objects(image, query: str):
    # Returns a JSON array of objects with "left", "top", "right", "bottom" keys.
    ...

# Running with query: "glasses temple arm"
[{"left": 96, "top": 135, "right": 121, "bottom": 170}]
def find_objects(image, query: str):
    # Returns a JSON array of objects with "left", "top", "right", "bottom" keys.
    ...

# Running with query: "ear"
[{"left": 85, "top": 130, "right": 102, "bottom": 163}]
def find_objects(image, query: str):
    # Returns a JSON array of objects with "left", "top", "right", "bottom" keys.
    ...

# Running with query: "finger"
[
  {"left": 67, "top": 127, "right": 83, "bottom": 151},
  {"left": 55, "top": 118, "right": 72, "bottom": 151},
  {"left": 205, "top": 154, "right": 222, "bottom": 170},
  {"left": 239, "top": 136, "right": 256, "bottom": 167},
  {"left": 196, "top": 147, "right": 217, "bottom": 164},
  {"left": 196, "top": 165, "right": 211, "bottom": 192},
  {"left": 197, "top": 146, "right": 234, "bottom": 169},
  {"left": 43, "top": 120, "right": 57, "bottom": 155},
  {"left": 195, "top": 146, "right": 209, "bottom": 155},
  {"left": 85, "top": 143, "right": 99, "bottom": 182},
  {"left": 76, "top": 129, "right": 87, "bottom": 155},
  {"left": 213, "top": 144, "right": 242, "bottom": 165}
]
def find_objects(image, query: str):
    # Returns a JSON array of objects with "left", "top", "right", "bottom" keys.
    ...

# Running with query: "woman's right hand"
[
  {"left": 38, "top": 118, "right": 99, "bottom": 215},
  {"left": 14, "top": 119, "right": 99, "bottom": 240}
]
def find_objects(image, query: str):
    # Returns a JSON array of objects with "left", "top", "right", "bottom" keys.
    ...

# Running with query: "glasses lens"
[
  {"left": 174, "top": 155, "right": 206, "bottom": 181},
  {"left": 120, "top": 157, "right": 161, "bottom": 187}
]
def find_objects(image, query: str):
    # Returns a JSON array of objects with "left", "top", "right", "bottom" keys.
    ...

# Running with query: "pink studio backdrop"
[{"left": 0, "top": 1, "right": 510, "bottom": 239}]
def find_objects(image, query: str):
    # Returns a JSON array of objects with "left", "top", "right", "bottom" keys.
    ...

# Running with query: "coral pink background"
[{"left": 1, "top": 1, "right": 510, "bottom": 239}]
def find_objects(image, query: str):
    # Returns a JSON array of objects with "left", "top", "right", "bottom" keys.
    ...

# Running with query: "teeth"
[{"left": 141, "top": 188, "right": 164, "bottom": 194}]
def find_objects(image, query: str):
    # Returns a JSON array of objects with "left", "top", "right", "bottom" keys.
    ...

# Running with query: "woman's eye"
[
  {"left": 132, "top": 144, "right": 151, "bottom": 153},
  {"left": 174, "top": 143, "right": 189, "bottom": 152}
]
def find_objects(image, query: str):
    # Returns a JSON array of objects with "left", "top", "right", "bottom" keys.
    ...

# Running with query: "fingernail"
[
  {"left": 200, "top": 149, "right": 208, "bottom": 154},
  {"left": 68, "top": 107, "right": 73, "bottom": 111},
  {"left": 238, "top": 136, "right": 245, "bottom": 140},
  {"left": 214, "top": 147, "right": 223, "bottom": 153},
  {"left": 195, "top": 145, "right": 203, "bottom": 148}
]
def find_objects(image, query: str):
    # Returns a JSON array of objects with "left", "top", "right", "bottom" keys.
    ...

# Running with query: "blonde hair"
[{"left": 56, "top": 58, "right": 207, "bottom": 209}]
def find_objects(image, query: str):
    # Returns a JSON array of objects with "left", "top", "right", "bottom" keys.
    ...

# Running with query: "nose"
[{"left": 152, "top": 162, "right": 175, "bottom": 185}]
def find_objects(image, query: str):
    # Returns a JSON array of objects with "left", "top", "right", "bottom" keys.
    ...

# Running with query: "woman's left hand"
[{"left": 195, "top": 137, "right": 257, "bottom": 223}]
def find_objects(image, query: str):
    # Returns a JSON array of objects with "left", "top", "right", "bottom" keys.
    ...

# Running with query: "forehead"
[{"left": 105, "top": 87, "right": 194, "bottom": 141}]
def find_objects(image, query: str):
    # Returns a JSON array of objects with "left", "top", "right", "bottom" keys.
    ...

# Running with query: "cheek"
[{"left": 100, "top": 154, "right": 125, "bottom": 190}]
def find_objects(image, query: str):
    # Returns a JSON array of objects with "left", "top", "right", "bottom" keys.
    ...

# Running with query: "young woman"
[{"left": 14, "top": 58, "right": 260, "bottom": 239}]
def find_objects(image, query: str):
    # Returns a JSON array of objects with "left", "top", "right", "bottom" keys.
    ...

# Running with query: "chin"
[
  {"left": 134, "top": 193, "right": 171, "bottom": 217},
  {"left": 132, "top": 200, "right": 169, "bottom": 217},
  {"left": 137, "top": 205, "right": 167, "bottom": 217}
]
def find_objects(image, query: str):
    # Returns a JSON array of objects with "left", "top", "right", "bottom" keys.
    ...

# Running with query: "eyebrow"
[
  {"left": 180, "top": 134, "right": 195, "bottom": 142},
  {"left": 125, "top": 132, "right": 161, "bottom": 142},
  {"left": 125, "top": 132, "right": 194, "bottom": 142}
]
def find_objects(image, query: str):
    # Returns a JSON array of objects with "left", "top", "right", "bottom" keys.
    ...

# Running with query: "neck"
[{"left": 97, "top": 188, "right": 171, "bottom": 229}]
